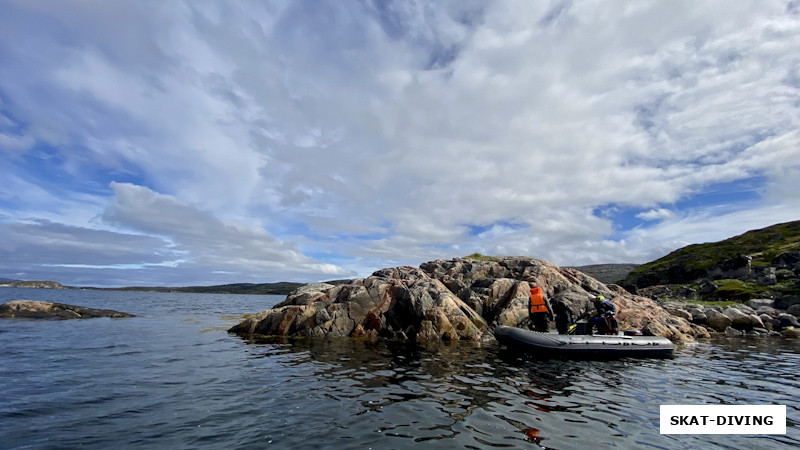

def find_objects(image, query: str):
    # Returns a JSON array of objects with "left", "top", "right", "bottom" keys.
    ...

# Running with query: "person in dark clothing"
[
  {"left": 528, "top": 285, "right": 554, "bottom": 332},
  {"left": 551, "top": 298, "right": 573, "bottom": 334},
  {"left": 587, "top": 295, "right": 618, "bottom": 335}
]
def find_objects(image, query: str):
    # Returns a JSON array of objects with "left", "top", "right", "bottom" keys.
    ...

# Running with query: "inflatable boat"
[{"left": 494, "top": 326, "right": 675, "bottom": 359}]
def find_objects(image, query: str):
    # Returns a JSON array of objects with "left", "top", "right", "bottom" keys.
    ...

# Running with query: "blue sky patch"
[
  {"left": 594, "top": 176, "right": 767, "bottom": 239},
  {"left": 467, "top": 221, "right": 528, "bottom": 237}
]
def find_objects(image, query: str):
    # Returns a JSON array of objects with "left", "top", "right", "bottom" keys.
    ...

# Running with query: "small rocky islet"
[
  {"left": 226, "top": 257, "right": 708, "bottom": 343},
  {"left": 0, "top": 300, "right": 135, "bottom": 319},
  {"left": 229, "top": 249, "right": 800, "bottom": 343}
]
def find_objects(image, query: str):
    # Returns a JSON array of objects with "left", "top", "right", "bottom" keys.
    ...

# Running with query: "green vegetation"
[
  {"left": 463, "top": 253, "right": 501, "bottom": 262},
  {"left": 684, "top": 299, "right": 737, "bottom": 308},
  {"left": 712, "top": 279, "right": 764, "bottom": 301},
  {"left": 776, "top": 269, "right": 795, "bottom": 280},
  {"left": 624, "top": 220, "right": 800, "bottom": 287},
  {"left": 696, "top": 278, "right": 800, "bottom": 303}
]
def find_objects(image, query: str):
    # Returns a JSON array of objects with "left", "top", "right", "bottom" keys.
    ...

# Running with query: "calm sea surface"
[{"left": 1, "top": 288, "right": 799, "bottom": 449}]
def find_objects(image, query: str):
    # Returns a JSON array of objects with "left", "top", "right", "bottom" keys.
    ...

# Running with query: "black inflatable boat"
[{"left": 494, "top": 326, "right": 675, "bottom": 359}]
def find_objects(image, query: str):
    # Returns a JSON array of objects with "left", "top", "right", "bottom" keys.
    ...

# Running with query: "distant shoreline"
[
  {"left": 1, "top": 266, "right": 643, "bottom": 296},
  {"left": 0, "top": 279, "right": 354, "bottom": 296}
]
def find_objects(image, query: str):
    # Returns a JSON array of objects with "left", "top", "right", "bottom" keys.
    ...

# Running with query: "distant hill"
[
  {"left": 623, "top": 220, "right": 800, "bottom": 287},
  {"left": 568, "top": 264, "right": 641, "bottom": 285},
  {"left": 1, "top": 278, "right": 353, "bottom": 296},
  {"left": 92, "top": 282, "right": 306, "bottom": 295},
  {"left": 92, "top": 279, "right": 354, "bottom": 296},
  {"left": 621, "top": 220, "right": 800, "bottom": 303}
]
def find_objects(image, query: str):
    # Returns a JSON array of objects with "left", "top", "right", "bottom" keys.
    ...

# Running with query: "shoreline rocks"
[
  {"left": 656, "top": 300, "right": 800, "bottom": 338},
  {"left": 230, "top": 257, "right": 702, "bottom": 343},
  {"left": 0, "top": 300, "right": 135, "bottom": 319}
]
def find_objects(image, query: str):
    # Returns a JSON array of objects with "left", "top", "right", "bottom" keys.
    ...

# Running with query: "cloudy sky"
[{"left": 1, "top": 0, "right": 799, "bottom": 287}]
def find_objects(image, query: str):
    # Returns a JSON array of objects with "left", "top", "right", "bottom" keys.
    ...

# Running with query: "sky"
[{"left": 1, "top": 0, "right": 799, "bottom": 287}]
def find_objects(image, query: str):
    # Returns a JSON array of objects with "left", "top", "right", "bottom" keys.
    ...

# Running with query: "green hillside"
[{"left": 622, "top": 220, "right": 800, "bottom": 289}]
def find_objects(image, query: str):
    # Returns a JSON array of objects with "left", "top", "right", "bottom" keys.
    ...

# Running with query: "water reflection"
[
  {"left": 240, "top": 337, "right": 663, "bottom": 447},
  {"left": 238, "top": 335, "right": 800, "bottom": 449}
]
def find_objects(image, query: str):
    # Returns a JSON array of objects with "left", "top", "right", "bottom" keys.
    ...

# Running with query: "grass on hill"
[
  {"left": 463, "top": 253, "right": 501, "bottom": 262},
  {"left": 625, "top": 220, "right": 800, "bottom": 286}
]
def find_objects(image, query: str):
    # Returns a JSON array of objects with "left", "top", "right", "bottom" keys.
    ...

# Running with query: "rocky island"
[
  {"left": 230, "top": 256, "right": 704, "bottom": 343},
  {"left": 0, "top": 280, "right": 70, "bottom": 289},
  {"left": 231, "top": 220, "right": 800, "bottom": 344},
  {"left": 0, "top": 300, "right": 135, "bottom": 319}
]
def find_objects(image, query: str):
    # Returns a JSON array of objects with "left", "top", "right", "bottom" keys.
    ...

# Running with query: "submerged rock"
[{"left": 0, "top": 300, "right": 135, "bottom": 319}]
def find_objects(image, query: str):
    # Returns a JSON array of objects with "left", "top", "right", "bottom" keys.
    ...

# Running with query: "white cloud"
[
  {"left": 636, "top": 209, "right": 675, "bottom": 221},
  {"left": 0, "top": 0, "right": 799, "bottom": 284},
  {"left": 103, "top": 182, "right": 349, "bottom": 280},
  {"left": 0, "top": 132, "right": 35, "bottom": 154}
]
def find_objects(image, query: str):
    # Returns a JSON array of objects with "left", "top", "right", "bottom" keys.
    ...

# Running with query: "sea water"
[{"left": 1, "top": 288, "right": 798, "bottom": 449}]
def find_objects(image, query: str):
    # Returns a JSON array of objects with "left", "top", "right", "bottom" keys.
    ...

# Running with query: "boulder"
[
  {"left": 759, "top": 313, "right": 779, "bottom": 331},
  {"left": 0, "top": 300, "right": 134, "bottom": 319},
  {"left": 677, "top": 286, "right": 697, "bottom": 299},
  {"left": 706, "top": 309, "right": 732, "bottom": 331},
  {"left": 690, "top": 324, "right": 711, "bottom": 339},
  {"left": 707, "top": 254, "right": 752, "bottom": 280},
  {"left": 723, "top": 307, "right": 752, "bottom": 329},
  {"left": 748, "top": 314, "right": 765, "bottom": 329},
  {"left": 729, "top": 303, "right": 756, "bottom": 315},
  {"left": 787, "top": 304, "right": 800, "bottom": 318},
  {"left": 777, "top": 313, "right": 800, "bottom": 329},
  {"left": 772, "top": 251, "right": 800, "bottom": 271},
  {"left": 725, "top": 326, "right": 745, "bottom": 337},
  {"left": 690, "top": 310, "right": 708, "bottom": 324},
  {"left": 782, "top": 327, "right": 800, "bottom": 338},
  {"left": 754, "top": 267, "right": 777, "bottom": 286},
  {"left": 641, "top": 321, "right": 669, "bottom": 337},
  {"left": 663, "top": 302, "right": 693, "bottom": 321},
  {"left": 757, "top": 306, "right": 779, "bottom": 316},
  {"left": 698, "top": 281, "right": 717, "bottom": 294},
  {"left": 775, "top": 295, "right": 800, "bottom": 310},
  {"left": 748, "top": 299, "right": 774, "bottom": 310}
]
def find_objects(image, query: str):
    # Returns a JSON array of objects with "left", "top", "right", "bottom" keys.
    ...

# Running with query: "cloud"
[
  {"left": 0, "top": 132, "right": 35, "bottom": 154},
  {"left": 636, "top": 209, "right": 675, "bottom": 221},
  {"left": 103, "top": 182, "right": 349, "bottom": 282},
  {"left": 0, "top": 1, "right": 799, "bottom": 285},
  {"left": 0, "top": 218, "right": 174, "bottom": 286}
]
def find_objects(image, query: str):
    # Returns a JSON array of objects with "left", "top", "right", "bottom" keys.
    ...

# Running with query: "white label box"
[{"left": 660, "top": 405, "right": 786, "bottom": 434}]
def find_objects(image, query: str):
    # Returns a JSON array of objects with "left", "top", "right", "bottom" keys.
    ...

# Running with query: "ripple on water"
[{"left": 2, "top": 289, "right": 799, "bottom": 449}]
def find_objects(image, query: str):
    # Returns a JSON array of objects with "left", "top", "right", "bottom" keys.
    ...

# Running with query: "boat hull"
[{"left": 494, "top": 326, "right": 675, "bottom": 359}]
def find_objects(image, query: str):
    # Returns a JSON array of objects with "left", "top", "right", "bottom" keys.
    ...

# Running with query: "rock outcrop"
[
  {"left": 654, "top": 300, "right": 800, "bottom": 338},
  {"left": 0, "top": 280, "right": 70, "bottom": 289},
  {"left": 230, "top": 257, "right": 698, "bottom": 343},
  {"left": 0, "top": 300, "right": 135, "bottom": 319}
]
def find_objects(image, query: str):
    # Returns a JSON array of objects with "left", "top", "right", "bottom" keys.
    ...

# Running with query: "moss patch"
[
  {"left": 463, "top": 253, "right": 501, "bottom": 262},
  {"left": 686, "top": 299, "right": 738, "bottom": 308}
]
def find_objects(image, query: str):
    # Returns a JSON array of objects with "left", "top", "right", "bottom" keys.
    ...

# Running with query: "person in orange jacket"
[{"left": 528, "top": 285, "right": 553, "bottom": 332}]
